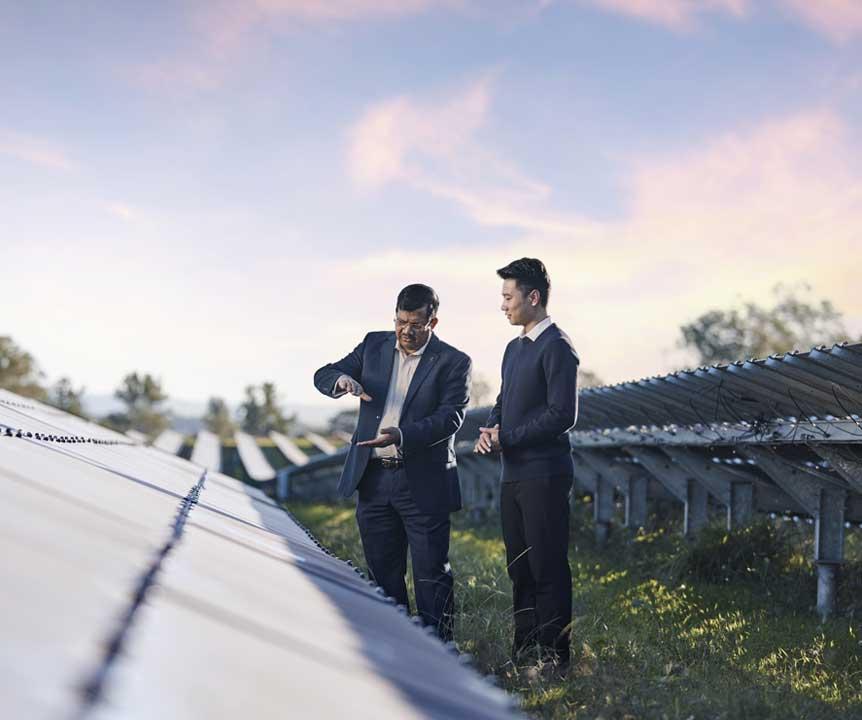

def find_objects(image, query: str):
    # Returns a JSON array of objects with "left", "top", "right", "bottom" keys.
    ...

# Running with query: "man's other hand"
[
  {"left": 356, "top": 426, "right": 400, "bottom": 448},
  {"left": 475, "top": 424, "right": 500, "bottom": 454},
  {"left": 336, "top": 375, "right": 373, "bottom": 402}
]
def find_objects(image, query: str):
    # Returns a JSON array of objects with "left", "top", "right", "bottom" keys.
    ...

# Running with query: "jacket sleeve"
[
  {"left": 313, "top": 335, "right": 367, "bottom": 399},
  {"left": 400, "top": 353, "right": 472, "bottom": 454},
  {"left": 499, "top": 340, "right": 579, "bottom": 449}
]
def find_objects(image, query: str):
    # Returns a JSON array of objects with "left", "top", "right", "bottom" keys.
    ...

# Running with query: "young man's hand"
[{"left": 474, "top": 424, "right": 500, "bottom": 454}]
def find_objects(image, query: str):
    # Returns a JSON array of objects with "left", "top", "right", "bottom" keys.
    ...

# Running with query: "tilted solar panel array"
[
  {"left": 0, "top": 389, "right": 519, "bottom": 719},
  {"left": 576, "top": 342, "right": 862, "bottom": 429}
]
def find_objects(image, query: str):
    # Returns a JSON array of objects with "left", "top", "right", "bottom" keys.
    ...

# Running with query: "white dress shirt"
[
  {"left": 520, "top": 315, "right": 553, "bottom": 341},
  {"left": 373, "top": 333, "right": 432, "bottom": 458},
  {"left": 335, "top": 333, "right": 432, "bottom": 458}
]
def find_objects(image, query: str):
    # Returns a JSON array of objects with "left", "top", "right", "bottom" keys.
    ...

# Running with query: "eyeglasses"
[{"left": 394, "top": 318, "right": 432, "bottom": 333}]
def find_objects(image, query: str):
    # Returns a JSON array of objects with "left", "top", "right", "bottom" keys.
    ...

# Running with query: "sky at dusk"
[{"left": 3, "top": 0, "right": 861, "bottom": 416}]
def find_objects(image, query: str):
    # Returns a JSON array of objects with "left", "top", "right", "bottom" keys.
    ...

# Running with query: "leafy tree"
[
  {"left": 49, "top": 377, "right": 87, "bottom": 418},
  {"left": 238, "top": 382, "right": 294, "bottom": 435},
  {"left": 107, "top": 372, "right": 170, "bottom": 437},
  {"left": 203, "top": 397, "right": 235, "bottom": 439},
  {"left": 0, "top": 335, "right": 47, "bottom": 400},
  {"left": 680, "top": 284, "right": 858, "bottom": 366}
]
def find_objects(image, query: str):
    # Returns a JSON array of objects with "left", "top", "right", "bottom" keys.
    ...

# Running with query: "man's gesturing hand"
[
  {"left": 356, "top": 427, "right": 400, "bottom": 448},
  {"left": 336, "top": 375, "right": 373, "bottom": 402},
  {"left": 474, "top": 424, "right": 500, "bottom": 454}
]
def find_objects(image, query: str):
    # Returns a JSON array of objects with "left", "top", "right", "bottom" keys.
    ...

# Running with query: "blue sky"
[{"left": 3, "top": 0, "right": 861, "bottom": 413}]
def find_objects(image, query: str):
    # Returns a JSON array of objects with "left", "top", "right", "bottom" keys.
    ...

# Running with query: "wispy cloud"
[
  {"left": 779, "top": 0, "right": 862, "bottom": 44},
  {"left": 127, "top": 0, "right": 459, "bottom": 92},
  {"left": 0, "top": 130, "right": 73, "bottom": 170},
  {"left": 575, "top": 0, "right": 862, "bottom": 43},
  {"left": 195, "top": 0, "right": 451, "bottom": 57},
  {"left": 578, "top": 0, "right": 748, "bottom": 31},
  {"left": 348, "top": 77, "right": 600, "bottom": 236}
]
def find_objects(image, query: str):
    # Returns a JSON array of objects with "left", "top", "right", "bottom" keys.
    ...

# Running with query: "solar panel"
[{"left": 0, "top": 390, "right": 520, "bottom": 719}]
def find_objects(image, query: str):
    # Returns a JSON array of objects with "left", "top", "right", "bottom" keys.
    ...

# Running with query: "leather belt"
[{"left": 370, "top": 457, "right": 404, "bottom": 470}]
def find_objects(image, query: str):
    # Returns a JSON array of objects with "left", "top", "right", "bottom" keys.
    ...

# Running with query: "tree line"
[
  {"left": 1, "top": 284, "right": 857, "bottom": 439},
  {"left": 0, "top": 344, "right": 294, "bottom": 441}
]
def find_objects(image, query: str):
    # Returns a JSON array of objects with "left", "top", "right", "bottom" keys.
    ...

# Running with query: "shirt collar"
[
  {"left": 395, "top": 331, "right": 433, "bottom": 358},
  {"left": 520, "top": 316, "right": 553, "bottom": 342}
]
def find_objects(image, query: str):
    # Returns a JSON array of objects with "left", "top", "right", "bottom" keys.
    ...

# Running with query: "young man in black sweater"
[{"left": 475, "top": 257, "right": 579, "bottom": 673}]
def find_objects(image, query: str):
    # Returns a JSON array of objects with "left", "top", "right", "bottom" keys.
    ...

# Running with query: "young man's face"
[
  {"left": 394, "top": 307, "right": 437, "bottom": 354},
  {"left": 500, "top": 278, "right": 537, "bottom": 326}
]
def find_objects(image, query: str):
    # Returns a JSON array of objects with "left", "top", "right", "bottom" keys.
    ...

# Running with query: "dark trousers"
[
  {"left": 501, "top": 475, "right": 573, "bottom": 664},
  {"left": 356, "top": 462, "right": 454, "bottom": 640}
]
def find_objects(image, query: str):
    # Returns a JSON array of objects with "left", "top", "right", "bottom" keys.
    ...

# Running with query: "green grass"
[{"left": 288, "top": 501, "right": 862, "bottom": 719}]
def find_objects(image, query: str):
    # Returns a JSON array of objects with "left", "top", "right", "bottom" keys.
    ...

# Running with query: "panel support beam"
[
  {"left": 659, "top": 447, "right": 758, "bottom": 530},
  {"left": 740, "top": 446, "right": 847, "bottom": 618},
  {"left": 576, "top": 450, "right": 648, "bottom": 530},
  {"left": 624, "top": 447, "right": 710, "bottom": 536}
]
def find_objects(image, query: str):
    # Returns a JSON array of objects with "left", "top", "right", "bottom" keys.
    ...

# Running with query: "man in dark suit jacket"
[
  {"left": 475, "top": 258, "right": 579, "bottom": 673},
  {"left": 314, "top": 284, "right": 471, "bottom": 640}
]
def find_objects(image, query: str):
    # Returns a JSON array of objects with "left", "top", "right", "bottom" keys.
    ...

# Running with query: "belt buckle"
[{"left": 380, "top": 457, "right": 401, "bottom": 469}]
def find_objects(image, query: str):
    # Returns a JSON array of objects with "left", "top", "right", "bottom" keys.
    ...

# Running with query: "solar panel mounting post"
[
  {"left": 741, "top": 446, "right": 848, "bottom": 618},
  {"left": 814, "top": 487, "right": 846, "bottom": 619},
  {"left": 729, "top": 480, "right": 755, "bottom": 529},
  {"left": 624, "top": 447, "right": 709, "bottom": 536},
  {"left": 593, "top": 474, "right": 614, "bottom": 546},
  {"left": 684, "top": 478, "right": 710, "bottom": 537}
]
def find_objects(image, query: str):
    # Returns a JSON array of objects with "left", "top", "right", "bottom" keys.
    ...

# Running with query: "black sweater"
[{"left": 487, "top": 323, "right": 579, "bottom": 482}]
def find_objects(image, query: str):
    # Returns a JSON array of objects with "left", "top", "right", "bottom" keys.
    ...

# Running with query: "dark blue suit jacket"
[{"left": 314, "top": 332, "right": 471, "bottom": 515}]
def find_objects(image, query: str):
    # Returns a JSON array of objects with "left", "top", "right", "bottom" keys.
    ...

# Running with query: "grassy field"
[{"left": 288, "top": 500, "right": 862, "bottom": 720}]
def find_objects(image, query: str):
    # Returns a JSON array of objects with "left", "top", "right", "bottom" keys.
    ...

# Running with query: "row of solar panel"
[
  {"left": 142, "top": 427, "right": 343, "bottom": 482},
  {"left": 576, "top": 341, "right": 862, "bottom": 430}
]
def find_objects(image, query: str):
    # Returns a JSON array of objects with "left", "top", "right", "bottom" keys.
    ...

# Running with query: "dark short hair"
[
  {"left": 496, "top": 257, "right": 551, "bottom": 307},
  {"left": 396, "top": 284, "right": 439, "bottom": 320}
]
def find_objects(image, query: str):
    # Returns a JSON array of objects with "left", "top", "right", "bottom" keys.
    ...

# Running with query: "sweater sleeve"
[
  {"left": 485, "top": 340, "right": 512, "bottom": 429},
  {"left": 485, "top": 343, "right": 511, "bottom": 427},
  {"left": 499, "top": 339, "right": 578, "bottom": 449}
]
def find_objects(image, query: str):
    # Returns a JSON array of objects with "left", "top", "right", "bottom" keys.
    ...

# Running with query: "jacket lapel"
[
  {"left": 371, "top": 333, "right": 397, "bottom": 411},
  {"left": 399, "top": 334, "right": 440, "bottom": 421}
]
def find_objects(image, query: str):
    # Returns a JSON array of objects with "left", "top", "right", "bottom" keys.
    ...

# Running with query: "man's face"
[
  {"left": 500, "top": 278, "right": 535, "bottom": 326},
  {"left": 395, "top": 307, "right": 437, "bottom": 354}
]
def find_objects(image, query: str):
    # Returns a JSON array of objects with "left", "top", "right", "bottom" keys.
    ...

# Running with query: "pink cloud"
[
  {"left": 0, "top": 130, "right": 73, "bottom": 170},
  {"left": 348, "top": 77, "right": 600, "bottom": 235},
  {"left": 780, "top": 0, "right": 862, "bottom": 44},
  {"left": 348, "top": 79, "right": 491, "bottom": 188},
  {"left": 628, "top": 109, "right": 857, "bottom": 255},
  {"left": 126, "top": 0, "right": 457, "bottom": 92},
  {"left": 192, "top": 0, "right": 449, "bottom": 58},
  {"left": 580, "top": 0, "right": 748, "bottom": 30}
]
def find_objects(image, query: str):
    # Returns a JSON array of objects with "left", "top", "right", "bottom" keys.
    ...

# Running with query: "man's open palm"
[{"left": 356, "top": 427, "right": 400, "bottom": 448}]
